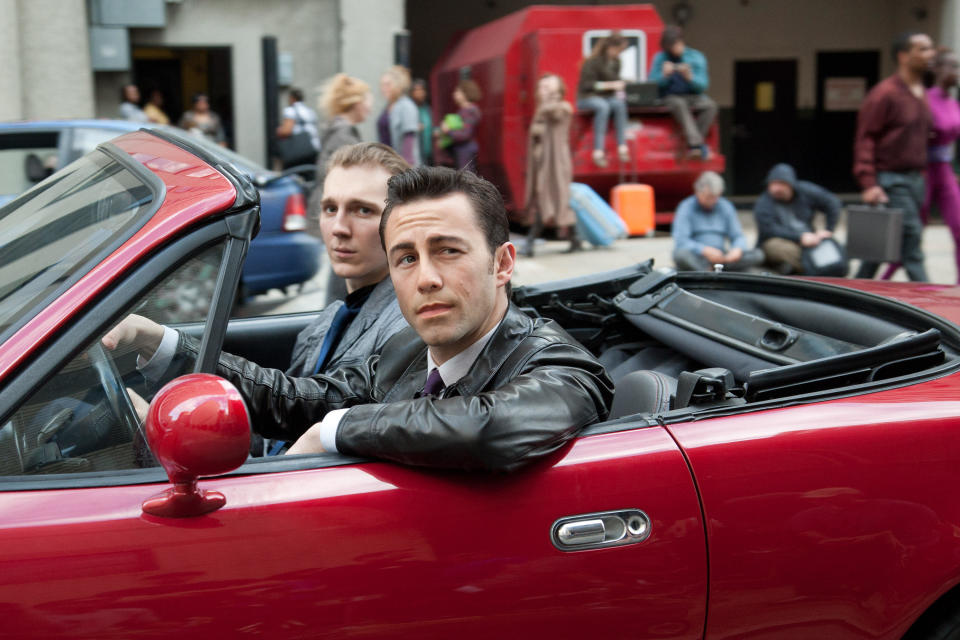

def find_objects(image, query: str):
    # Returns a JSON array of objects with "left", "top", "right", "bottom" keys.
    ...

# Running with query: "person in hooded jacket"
[{"left": 753, "top": 163, "right": 842, "bottom": 275}]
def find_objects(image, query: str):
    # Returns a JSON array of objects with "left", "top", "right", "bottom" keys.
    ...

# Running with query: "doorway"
[
  {"left": 732, "top": 60, "right": 798, "bottom": 194},
  {"left": 813, "top": 50, "right": 880, "bottom": 192},
  {"left": 132, "top": 47, "right": 234, "bottom": 147}
]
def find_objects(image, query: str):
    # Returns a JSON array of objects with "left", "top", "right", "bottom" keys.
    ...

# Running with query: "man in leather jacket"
[{"left": 116, "top": 167, "right": 613, "bottom": 472}]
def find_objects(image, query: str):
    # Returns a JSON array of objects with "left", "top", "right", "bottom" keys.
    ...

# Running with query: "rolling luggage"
[
  {"left": 569, "top": 182, "right": 628, "bottom": 247},
  {"left": 611, "top": 183, "right": 655, "bottom": 236}
]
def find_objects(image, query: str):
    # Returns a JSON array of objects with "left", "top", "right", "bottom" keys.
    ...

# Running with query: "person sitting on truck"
[
  {"left": 672, "top": 171, "right": 764, "bottom": 272},
  {"left": 649, "top": 25, "right": 717, "bottom": 160},
  {"left": 577, "top": 32, "right": 630, "bottom": 168},
  {"left": 753, "top": 163, "right": 842, "bottom": 275}
]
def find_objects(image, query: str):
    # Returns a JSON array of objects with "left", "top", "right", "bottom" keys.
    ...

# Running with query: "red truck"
[{"left": 430, "top": 4, "right": 725, "bottom": 226}]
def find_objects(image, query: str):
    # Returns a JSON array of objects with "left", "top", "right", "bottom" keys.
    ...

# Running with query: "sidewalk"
[{"left": 511, "top": 210, "right": 958, "bottom": 287}]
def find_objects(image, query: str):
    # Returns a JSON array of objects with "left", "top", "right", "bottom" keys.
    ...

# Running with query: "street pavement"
[{"left": 236, "top": 211, "right": 959, "bottom": 317}]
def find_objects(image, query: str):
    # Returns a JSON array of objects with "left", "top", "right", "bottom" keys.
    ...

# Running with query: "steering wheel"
[{"left": 87, "top": 342, "right": 143, "bottom": 440}]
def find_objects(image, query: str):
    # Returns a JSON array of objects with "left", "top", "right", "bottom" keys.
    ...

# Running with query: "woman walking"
[
  {"left": 314, "top": 73, "right": 374, "bottom": 304},
  {"left": 377, "top": 66, "right": 420, "bottom": 166},
  {"left": 440, "top": 79, "right": 483, "bottom": 171},
  {"left": 882, "top": 48, "right": 960, "bottom": 282},
  {"left": 923, "top": 48, "right": 960, "bottom": 282},
  {"left": 522, "top": 73, "right": 581, "bottom": 256},
  {"left": 316, "top": 74, "right": 373, "bottom": 184}
]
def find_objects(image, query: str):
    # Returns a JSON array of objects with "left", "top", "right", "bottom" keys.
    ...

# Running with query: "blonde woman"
[
  {"left": 313, "top": 74, "right": 374, "bottom": 303},
  {"left": 378, "top": 65, "right": 421, "bottom": 165},
  {"left": 316, "top": 74, "right": 373, "bottom": 182}
]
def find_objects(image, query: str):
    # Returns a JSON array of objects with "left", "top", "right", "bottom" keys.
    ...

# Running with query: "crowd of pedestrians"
[
  {"left": 118, "top": 84, "right": 227, "bottom": 147},
  {"left": 672, "top": 30, "right": 960, "bottom": 283},
  {"left": 119, "top": 25, "right": 960, "bottom": 286}
]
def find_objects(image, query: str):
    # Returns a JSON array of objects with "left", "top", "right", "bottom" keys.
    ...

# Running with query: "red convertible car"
[{"left": 2, "top": 129, "right": 960, "bottom": 639}]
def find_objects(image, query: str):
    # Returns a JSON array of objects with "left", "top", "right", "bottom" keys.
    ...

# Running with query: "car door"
[
  {"left": 667, "top": 389, "right": 960, "bottom": 639},
  {"left": 0, "top": 424, "right": 706, "bottom": 639}
]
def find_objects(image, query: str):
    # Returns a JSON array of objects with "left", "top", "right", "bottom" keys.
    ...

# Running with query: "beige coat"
[{"left": 525, "top": 100, "right": 575, "bottom": 227}]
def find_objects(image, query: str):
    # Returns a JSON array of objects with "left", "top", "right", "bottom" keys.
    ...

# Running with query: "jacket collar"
[
  {"left": 330, "top": 277, "right": 398, "bottom": 356},
  {"left": 444, "top": 304, "right": 535, "bottom": 397}
]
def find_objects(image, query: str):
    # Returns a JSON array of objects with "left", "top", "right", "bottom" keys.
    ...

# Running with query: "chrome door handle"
[
  {"left": 551, "top": 509, "right": 651, "bottom": 552},
  {"left": 557, "top": 519, "right": 606, "bottom": 546}
]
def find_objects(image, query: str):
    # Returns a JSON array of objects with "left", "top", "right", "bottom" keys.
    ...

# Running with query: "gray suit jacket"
[{"left": 286, "top": 277, "right": 407, "bottom": 377}]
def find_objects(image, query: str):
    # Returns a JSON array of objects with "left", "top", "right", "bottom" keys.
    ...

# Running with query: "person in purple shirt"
[
  {"left": 925, "top": 49, "right": 960, "bottom": 282},
  {"left": 672, "top": 171, "right": 763, "bottom": 272}
]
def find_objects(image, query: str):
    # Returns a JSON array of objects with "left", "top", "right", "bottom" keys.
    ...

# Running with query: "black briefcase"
[{"left": 845, "top": 205, "right": 903, "bottom": 262}]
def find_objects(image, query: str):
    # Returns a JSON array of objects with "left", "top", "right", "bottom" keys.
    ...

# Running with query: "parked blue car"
[{"left": 0, "top": 119, "right": 322, "bottom": 296}]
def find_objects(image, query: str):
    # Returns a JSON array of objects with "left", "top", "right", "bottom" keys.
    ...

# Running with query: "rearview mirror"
[{"left": 141, "top": 374, "right": 251, "bottom": 518}]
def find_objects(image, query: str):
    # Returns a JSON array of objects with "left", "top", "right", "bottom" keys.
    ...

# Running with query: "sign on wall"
[{"left": 824, "top": 77, "right": 867, "bottom": 111}]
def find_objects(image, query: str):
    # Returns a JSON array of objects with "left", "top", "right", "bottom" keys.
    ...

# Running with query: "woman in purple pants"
[{"left": 883, "top": 48, "right": 960, "bottom": 282}]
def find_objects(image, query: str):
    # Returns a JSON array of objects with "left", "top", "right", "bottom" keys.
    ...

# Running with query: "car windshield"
[{"left": 0, "top": 148, "right": 153, "bottom": 336}]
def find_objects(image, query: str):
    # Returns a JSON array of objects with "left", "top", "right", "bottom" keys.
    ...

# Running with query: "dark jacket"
[
  {"left": 578, "top": 55, "right": 622, "bottom": 99},
  {"left": 754, "top": 163, "right": 842, "bottom": 245},
  {"left": 169, "top": 304, "right": 614, "bottom": 472},
  {"left": 286, "top": 278, "right": 406, "bottom": 377}
]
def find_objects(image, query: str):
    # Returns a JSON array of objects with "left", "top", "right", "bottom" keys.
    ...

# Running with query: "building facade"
[{"left": 1, "top": 0, "right": 958, "bottom": 193}]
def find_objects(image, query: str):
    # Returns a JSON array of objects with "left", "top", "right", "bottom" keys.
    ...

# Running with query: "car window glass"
[
  {"left": 0, "top": 149, "right": 153, "bottom": 338},
  {"left": 0, "top": 242, "right": 226, "bottom": 477},
  {"left": 0, "top": 131, "right": 60, "bottom": 196},
  {"left": 69, "top": 128, "right": 126, "bottom": 164}
]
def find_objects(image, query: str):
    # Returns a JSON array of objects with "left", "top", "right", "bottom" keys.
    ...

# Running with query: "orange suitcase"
[{"left": 610, "top": 183, "right": 655, "bottom": 237}]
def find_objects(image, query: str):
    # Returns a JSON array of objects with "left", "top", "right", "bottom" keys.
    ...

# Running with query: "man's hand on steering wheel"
[{"left": 102, "top": 314, "right": 165, "bottom": 362}]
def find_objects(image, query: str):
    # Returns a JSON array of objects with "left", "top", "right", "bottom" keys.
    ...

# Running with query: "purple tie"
[{"left": 420, "top": 368, "right": 445, "bottom": 397}]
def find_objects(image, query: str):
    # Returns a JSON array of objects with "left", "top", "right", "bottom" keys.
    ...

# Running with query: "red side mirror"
[{"left": 141, "top": 374, "right": 251, "bottom": 518}]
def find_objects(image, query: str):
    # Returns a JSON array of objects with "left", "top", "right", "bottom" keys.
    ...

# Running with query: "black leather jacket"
[{"left": 171, "top": 304, "right": 613, "bottom": 472}]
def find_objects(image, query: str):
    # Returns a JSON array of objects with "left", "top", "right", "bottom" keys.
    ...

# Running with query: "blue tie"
[
  {"left": 312, "top": 303, "right": 359, "bottom": 374},
  {"left": 418, "top": 369, "right": 445, "bottom": 398}
]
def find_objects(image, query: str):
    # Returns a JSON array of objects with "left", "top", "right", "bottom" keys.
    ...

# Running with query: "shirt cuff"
[
  {"left": 137, "top": 326, "right": 179, "bottom": 383},
  {"left": 319, "top": 408, "right": 349, "bottom": 453}
]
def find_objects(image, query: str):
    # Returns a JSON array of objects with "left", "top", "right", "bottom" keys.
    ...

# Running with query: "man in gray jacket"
[{"left": 106, "top": 144, "right": 410, "bottom": 452}]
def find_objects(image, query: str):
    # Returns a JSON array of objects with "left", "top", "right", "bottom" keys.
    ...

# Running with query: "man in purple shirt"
[{"left": 852, "top": 31, "right": 935, "bottom": 281}]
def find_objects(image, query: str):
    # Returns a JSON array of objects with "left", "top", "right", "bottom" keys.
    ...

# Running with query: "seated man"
[
  {"left": 649, "top": 25, "right": 718, "bottom": 159},
  {"left": 105, "top": 143, "right": 410, "bottom": 451},
  {"left": 754, "top": 163, "right": 842, "bottom": 275},
  {"left": 115, "top": 167, "right": 614, "bottom": 472},
  {"left": 672, "top": 171, "right": 763, "bottom": 272}
]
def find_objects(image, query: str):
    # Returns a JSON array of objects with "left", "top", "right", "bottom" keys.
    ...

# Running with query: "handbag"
[
  {"left": 277, "top": 107, "right": 317, "bottom": 168},
  {"left": 801, "top": 237, "right": 847, "bottom": 277},
  {"left": 845, "top": 204, "right": 903, "bottom": 262}
]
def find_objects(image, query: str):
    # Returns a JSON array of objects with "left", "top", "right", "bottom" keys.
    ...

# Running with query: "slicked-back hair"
[
  {"left": 379, "top": 166, "right": 510, "bottom": 256},
  {"left": 326, "top": 142, "right": 410, "bottom": 180},
  {"left": 892, "top": 31, "right": 924, "bottom": 62}
]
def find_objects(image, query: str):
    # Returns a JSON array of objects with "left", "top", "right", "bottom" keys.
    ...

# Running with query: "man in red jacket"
[{"left": 852, "top": 31, "right": 935, "bottom": 281}]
